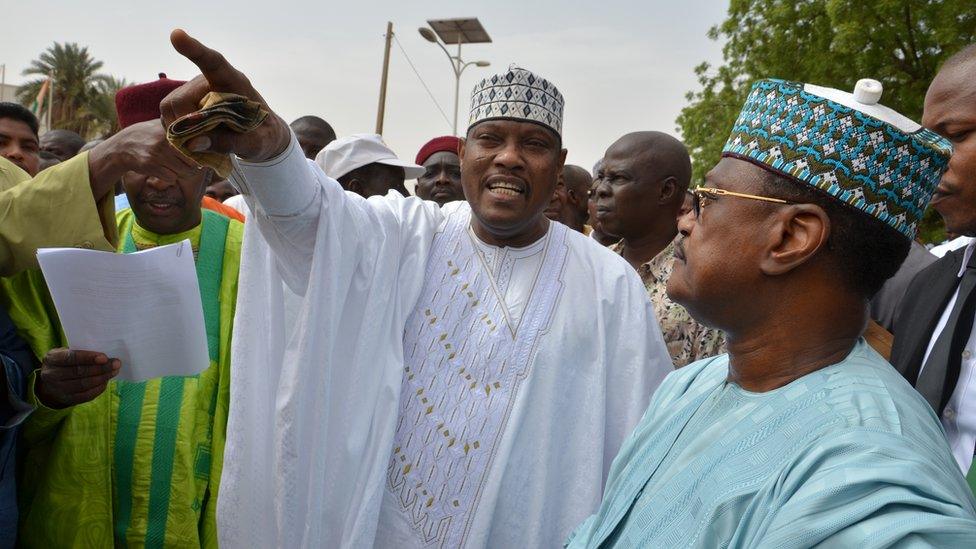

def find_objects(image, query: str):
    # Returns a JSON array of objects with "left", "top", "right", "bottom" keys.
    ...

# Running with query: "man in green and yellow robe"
[
  {"left": 9, "top": 75, "right": 244, "bottom": 548},
  {"left": 12, "top": 205, "right": 241, "bottom": 548}
]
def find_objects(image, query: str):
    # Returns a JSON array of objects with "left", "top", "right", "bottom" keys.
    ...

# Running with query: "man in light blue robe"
[{"left": 567, "top": 79, "right": 976, "bottom": 548}]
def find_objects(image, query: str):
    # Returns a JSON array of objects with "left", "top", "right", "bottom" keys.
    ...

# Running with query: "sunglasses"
[{"left": 690, "top": 187, "right": 792, "bottom": 218}]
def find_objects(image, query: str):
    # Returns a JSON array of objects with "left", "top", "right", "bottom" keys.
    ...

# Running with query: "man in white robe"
[{"left": 161, "top": 31, "right": 672, "bottom": 548}]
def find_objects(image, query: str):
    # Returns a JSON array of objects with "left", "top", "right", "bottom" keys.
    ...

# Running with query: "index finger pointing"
[{"left": 169, "top": 29, "right": 240, "bottom": 90}]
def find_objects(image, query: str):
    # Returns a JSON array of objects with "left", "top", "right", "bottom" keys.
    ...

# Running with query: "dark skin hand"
[
  {"left": 160, "top": 29, "right": 292, "bottom": 164},
  {"left": 87, "top": 120, "right": 201, "bottom": 206},
  {"left": 35, "top": 348, "right": 121, "bottom": 409}
]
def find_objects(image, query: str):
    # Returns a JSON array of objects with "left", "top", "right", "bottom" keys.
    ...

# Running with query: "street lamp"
[{"left": 418, "top": 17, "right": 492, "bottom": 135}]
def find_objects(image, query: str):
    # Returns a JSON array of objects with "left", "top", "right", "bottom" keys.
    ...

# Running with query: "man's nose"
[
  {"left": 493, "top": 141, "right": 525, "bottom": 170},
  {"left": 145, "top": 176, "right": 176, "bottom": 190},
  {"left": 2, "top": 145, "right": 25, "bottom": 161},
  {"left": 434, "top": 171, "right": 452, "bottom": 186},
  {"left": 677, "top": 208, "right": 696, "bottom": 236}
]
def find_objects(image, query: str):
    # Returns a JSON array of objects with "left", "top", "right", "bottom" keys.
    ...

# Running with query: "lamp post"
[{"left": 418, "top": 18, "right": 492, "bottom": 135}]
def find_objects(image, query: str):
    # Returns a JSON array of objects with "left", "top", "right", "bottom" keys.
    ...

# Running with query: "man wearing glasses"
[{"left": 566, "top": 79, "right": 976, "bottom": 547}]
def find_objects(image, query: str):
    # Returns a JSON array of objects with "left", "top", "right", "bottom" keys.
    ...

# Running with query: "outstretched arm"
[
  {"left": 161, "top": 30, "right": 333, "bottom": 291},
  {"left": 160, "top": 29, "right": 444, "bottom": 293},
  {"left": 0, "top": 119, "right": 203, "bottom": 276}
]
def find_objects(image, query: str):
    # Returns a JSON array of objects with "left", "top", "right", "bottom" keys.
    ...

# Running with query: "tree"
[
  {"left": 16, "top": 42, "right": 114, "bottom": 138},
  {"left": 676, "top": 0, "right": 976, "bottom": 242},
  {"left": 84, "top": 75, "right": 129, "bottom": 138}
]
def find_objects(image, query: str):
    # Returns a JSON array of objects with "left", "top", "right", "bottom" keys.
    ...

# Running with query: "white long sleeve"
[{"left": 220, "top": 134, "right": 447, "bottom": 548}]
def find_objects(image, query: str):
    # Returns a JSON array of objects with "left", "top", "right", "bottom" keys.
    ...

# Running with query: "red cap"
[
  {"left": 415, "top": 135, "right": 461, "bottom": 165},
  {"left": 115, "top": 73, "right": 186, "bottom": 129}
]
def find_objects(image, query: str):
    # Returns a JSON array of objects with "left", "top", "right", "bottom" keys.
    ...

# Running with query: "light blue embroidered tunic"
[{"left": 567, "top": 340, "right": 976, "bottom": 548}]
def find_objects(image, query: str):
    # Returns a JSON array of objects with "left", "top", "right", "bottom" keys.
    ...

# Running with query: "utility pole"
[
  {"left": 375, "top": 21, "right": 394, "bottom": 135},
  {"left": 452, "top": 41, "right": 462, "bottom": 134}
]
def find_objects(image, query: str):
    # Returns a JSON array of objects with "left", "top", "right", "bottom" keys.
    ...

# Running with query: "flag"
[{"left": 30, "top": 78, "right": 50, "bottom": 115}]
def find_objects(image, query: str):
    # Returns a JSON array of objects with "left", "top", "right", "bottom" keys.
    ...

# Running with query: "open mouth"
[
  {"left": 487, "top": 182, "right": 524, "bottom": 197},
  {"left": 144, "top": 200, "right": 182, "bottom": 215},
  {"left": 485, "top": 175, "right": 527, "bottom": 199}
]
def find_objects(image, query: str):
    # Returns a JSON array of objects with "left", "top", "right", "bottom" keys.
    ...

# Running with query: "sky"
[{"left": 1, "top": 0, "right": 727, "bottom": 170}]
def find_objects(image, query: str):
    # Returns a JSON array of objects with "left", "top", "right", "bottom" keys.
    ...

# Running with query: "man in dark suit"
[{"left": 891, "top": 44, "right": 976, "bottom": 493}]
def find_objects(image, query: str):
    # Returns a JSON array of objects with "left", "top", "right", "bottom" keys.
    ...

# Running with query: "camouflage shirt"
[{"left": 611, "top": 240, "right": 726, "bottom": 367}]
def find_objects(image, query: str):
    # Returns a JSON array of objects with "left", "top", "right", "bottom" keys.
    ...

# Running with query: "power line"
[{"left": 391, "top": 34, "right": 453, "bottom": 131}]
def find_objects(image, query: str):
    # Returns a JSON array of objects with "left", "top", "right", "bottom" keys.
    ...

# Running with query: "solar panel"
[{"left": 427, "top": 18, "right": 492, "bottom": 45}]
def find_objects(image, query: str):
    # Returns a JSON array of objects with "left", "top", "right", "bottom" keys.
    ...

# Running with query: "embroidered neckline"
[
  {"left": 387, "top": 207, "right": 570, "bottom": 548},
  {"left": 467, "top": 224, "right": 552, "bottom": 336}
]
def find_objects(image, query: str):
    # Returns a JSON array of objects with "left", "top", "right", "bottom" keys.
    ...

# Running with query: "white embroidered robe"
[{"left": 218, "top": 135, "right": 672, "bottom": 548}]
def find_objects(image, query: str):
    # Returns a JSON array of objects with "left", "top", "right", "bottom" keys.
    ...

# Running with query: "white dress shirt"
[
  {"left": 930, "top": 235, "right": 975, "bottom": 258},
  {"left": 921, "top": 239, "right": 976, "bottom": 473}
]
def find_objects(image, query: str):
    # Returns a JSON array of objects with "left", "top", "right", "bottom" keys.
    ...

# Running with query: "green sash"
[{"left": 113, "top": 210, "right": 229, "bottom": 547}]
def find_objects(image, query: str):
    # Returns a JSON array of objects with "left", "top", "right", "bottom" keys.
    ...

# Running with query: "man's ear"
[
  {"left": 759, "top": 204, "right": 830, "bottom": 276},
  {"left": 459, "top": 138, "right": 466, "bottom": 164},
  {"left": 659, "top": 176, "right": 678, "bottom": 204},
  {"left": 348, "top": 178, "right": 364, "bottom": 196},
  {"left": 568, "top": 188, "right": 587, "bottom": 208},
  {"left": 566, "top": 188, "right": 578, "bottom": 204}
]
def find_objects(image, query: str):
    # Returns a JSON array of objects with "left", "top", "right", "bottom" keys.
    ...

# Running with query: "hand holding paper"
[
  {"left": 36, "top": 240, "right": 211, "bottom": 382},
  {"left": 35, "top": 349, "right": 121, "bottom": 408}
]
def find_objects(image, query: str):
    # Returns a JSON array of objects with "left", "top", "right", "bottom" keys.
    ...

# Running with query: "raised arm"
[
  {"left": 161, "top": 30, "right": 443, "bottom": 294},
  {"left": 160, "top": 30, "right": 328, "bottom": 291},
  {"left": 0, "top": 119, "right": 198, "bottom": 276}
]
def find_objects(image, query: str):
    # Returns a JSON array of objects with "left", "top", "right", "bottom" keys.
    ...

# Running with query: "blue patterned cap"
[
  {"left": 468, "top": 65, "right": 564, "bottom": 137},
  {"left": 723, "top": 78, "right": 952, "bottom": 239}
]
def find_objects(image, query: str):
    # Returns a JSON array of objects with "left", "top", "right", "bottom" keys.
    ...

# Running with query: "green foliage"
[
  {"left": 16, "top": 42, "right": 126, "bottom": 139},
  {"left": 85, "top": 75, "right": 129, "bottom": 137},
  {"left": 676, "top": 0, "right": 976, "bottom": 243}
]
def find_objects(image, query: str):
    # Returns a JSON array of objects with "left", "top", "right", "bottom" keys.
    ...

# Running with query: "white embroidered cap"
[{"left": 467, "top": 65, "right": 564, "bottom": 137}]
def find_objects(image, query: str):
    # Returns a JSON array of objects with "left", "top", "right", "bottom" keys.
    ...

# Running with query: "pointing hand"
[{"left": 160, "top": 29, "right": 291, "bottom": 163}]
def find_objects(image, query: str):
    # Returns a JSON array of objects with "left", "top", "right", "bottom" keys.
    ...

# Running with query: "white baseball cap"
[{"left": 315, "top": 133, "right": 425, "bottom": 180}]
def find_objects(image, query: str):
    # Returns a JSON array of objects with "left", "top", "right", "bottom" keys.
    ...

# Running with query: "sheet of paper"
[{"left": 37, "top": 239, "right": 210, "bottom": 381}]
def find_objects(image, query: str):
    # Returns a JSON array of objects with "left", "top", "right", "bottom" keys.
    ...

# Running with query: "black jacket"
[{"left": 890, "top": 246, "right": 968, "bottom": 391}]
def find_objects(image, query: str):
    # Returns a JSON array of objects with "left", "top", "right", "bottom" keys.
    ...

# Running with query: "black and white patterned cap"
[{"left": 467, "top": 65, "right": 564, "bottom": 136}]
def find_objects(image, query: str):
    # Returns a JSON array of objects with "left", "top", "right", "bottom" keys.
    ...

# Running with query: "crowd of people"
[{"left": 0, "top": 28, "right": 975, "bottom": 548}]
